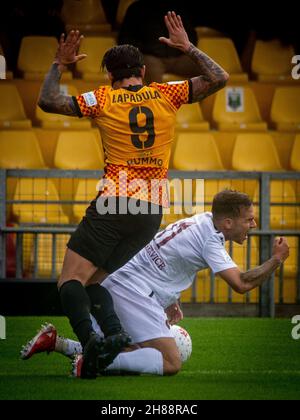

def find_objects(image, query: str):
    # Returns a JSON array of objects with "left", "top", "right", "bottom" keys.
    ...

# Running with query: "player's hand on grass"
[
  {"left": 54, "top": 30, "right": 87, "bottom": 71},
  {"left": 272, "top": 237, "right": 289, "bottom": 263},
  {"left": 159, "top": 11, "right": 191, "bottom": 53},
  {"left": 165, "top": 301, "right": 183, "bottom": 325}
]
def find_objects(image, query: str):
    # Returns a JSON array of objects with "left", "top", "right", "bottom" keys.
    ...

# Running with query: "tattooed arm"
[
  {"left": 38, "top": 30, "right": 87, "bottom": 115},
  {"left": 159, "top": 11, "right": 229, "bottom": 102},
  {"left": 186, "top": 45, "right": 229, "bottom": 102},
  {"left": 218, "top": 238, "right": 289, "bottom": 294},
  {"left": 38, "top": 64, "right": 78, "bottom": 115}
]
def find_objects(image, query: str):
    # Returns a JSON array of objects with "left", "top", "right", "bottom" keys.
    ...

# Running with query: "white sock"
[
  {"left": 106, "top": 348, "right": 164, "bottom": 376},
  {"left": 55, "top": 337, "right": 82, "bottom": 358},
  {"left": 55, "top": 316, "right": 103, "bottom": 358}
]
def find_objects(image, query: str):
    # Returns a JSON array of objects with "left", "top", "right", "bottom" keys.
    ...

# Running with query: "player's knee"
[{"left": 57, "top": 277, "right": 85, "bottom": 290}]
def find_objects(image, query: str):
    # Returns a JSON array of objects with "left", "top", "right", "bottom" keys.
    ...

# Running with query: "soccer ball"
[{"left": 170, "top": 325, "right": 192, "bottom": 362}]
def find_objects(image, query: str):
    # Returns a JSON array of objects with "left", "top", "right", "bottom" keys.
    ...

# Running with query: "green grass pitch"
[{"left": 1, "top": 317, "right": 300, "bottom": 400}]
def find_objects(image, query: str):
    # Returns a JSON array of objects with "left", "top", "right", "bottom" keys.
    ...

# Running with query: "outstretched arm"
[
  {"left": 218, "top": 237, "right": 290, "bottom": 294},
  {"left": 159, "top": 11, "right": 229, "bottom": 102},
  {"left": 38, "top": 30, "right": 87, "bottom": 115}
]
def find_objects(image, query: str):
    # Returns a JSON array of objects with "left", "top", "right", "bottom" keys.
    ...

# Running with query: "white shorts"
[{"left": 100, "top": 278, "right": 173, "bottom": 344}]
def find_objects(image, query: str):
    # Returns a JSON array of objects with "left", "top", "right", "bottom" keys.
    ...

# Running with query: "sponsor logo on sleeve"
[{"left": 83, "top": 91, "right": 97, "bottom": 107}]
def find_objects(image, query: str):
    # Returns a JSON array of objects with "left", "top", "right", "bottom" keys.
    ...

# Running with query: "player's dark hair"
[
  {"left": 101, "top": 44, "right": 144, "bottom": 83},
  {"left": 212, "top": 189, "right": 253, "bottom": 220}
]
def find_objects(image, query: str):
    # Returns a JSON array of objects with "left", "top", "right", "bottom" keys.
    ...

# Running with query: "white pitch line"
[{"left": 180, "top": 370, "right": 300, "bottom": 375}]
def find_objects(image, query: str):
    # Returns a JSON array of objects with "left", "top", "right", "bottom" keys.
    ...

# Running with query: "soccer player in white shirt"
[{"left": 21, "top": 190, "right": 289, "bottom": 377}]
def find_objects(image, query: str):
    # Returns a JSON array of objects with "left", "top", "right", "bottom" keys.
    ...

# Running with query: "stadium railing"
[{"left": 0, "top": 169, "right": 299, "bottom": 318}]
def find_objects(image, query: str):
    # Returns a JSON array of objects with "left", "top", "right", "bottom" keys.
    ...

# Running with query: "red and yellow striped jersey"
[{"left": 74, "top": 80, "right": 192, "bottom": 206}]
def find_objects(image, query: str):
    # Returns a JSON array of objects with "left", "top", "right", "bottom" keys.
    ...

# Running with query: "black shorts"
[{"left": 67, "top": 197, "right": 162, "bottom": 273}]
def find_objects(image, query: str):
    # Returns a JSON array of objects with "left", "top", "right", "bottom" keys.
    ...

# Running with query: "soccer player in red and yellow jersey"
[{"left": 38, "top": 11, "right": 229, "bottom": 378}]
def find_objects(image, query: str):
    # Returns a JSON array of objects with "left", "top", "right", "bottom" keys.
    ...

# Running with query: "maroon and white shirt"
[{"left": 107, "top": 212, "right": 237, "bottom": 308}]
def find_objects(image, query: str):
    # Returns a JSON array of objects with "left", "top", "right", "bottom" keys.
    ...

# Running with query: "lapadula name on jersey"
[{"left": 112, "top": 90, "right": 161, "bottom": 104}]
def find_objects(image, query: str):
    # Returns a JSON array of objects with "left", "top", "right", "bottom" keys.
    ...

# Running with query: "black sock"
[
  {"left": 86, "top": 284, "right": 122, "bottom": 337},
  {"left": 59, "top": 280, "right": 94, "bottom": 347}
]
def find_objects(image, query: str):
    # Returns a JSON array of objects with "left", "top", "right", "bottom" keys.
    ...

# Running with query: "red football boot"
[{"left": 20, "top": 323, "right": 57, "bottom": 360}]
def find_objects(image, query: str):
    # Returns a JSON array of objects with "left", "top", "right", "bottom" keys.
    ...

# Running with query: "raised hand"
[
  {"left": 159, "top": 11, "right": 191, "bottom": 53},
  {"left": 54, "top": 30, "right": 87, "bottom": 68},
  {"left": 272, "top": 237, "right": 290, "bottom": 263}
]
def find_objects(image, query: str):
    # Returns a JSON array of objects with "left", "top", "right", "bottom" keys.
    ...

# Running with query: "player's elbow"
[
  {"left": 215, "top": 72, "right": 229, "bottom": 90},
  {"left": 223, "top": 71, "right": 230, "bottom": 83},
  {"left": 38, "top": 97, "right": 50, "bottom": 113},
  {"left": 38, "top": 96, "right": 55, "bottom": 113},
  {"left": 234, "top": 281, "right": 250, "bottom": 295},
  {"left": 208, "top": 72, "right": 229, "bottom": 97}
]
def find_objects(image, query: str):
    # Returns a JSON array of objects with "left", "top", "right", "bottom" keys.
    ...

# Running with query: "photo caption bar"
[{"left": 99, "top": 402, "right": 199, "bottom": 417}]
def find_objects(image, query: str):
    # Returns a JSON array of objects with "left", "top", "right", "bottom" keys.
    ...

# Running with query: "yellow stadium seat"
[
  {"left": 195, "top": 269, "right": 211, "bottom": 303},
  {"left": 54, "top": 130, "right": 104, "bottom": 221},
  {"left": 0, "top": 131, "right": 46, "bottom": 169},
  {"left": 270, "top": 182, "right": 300, "bottom": 230},
  {"left": 280, "top": 237, "right": 298, "bottom": 279},
  {"left": 180, "top": 286, "right": 194, "bottom": 303},
  {"left": 173, "top": 132, "right": 224, "bottom": 170},
  {"left": 176, "top": 103, "right": 209, "bottom": 131},
  {"left": 54, "top": 131, "right": 104, "bottom": 170},
  {"left": 0, "top": 130, "right": 46, "bottom": 221},
  {"left": 203, "top": 179, "right": 258, "bottom": 213},
  {"left": 160, "top": 177, "right": 195, "bottom": 228},
  {"left": 73, "top": 179, "right": 101, "bottom": 222},
  {"left": 197, "top": 38, "right": 248, "bottom": 82},
  {"left": 33, "top": 233, "right": 70, "bottom": 278},
  {"left": 195, "top": 27, "right": 224, "bottom": 38},
  {"left": 12, "top": 178, "right": 69, "bottom": 224},
  {"left": 172, "top": 133, "right": 224, "bottom": 220},
  {"left": 0, "top": 84, "right": 31, "bottom": 129},
  {"left": 274, "top": 238, "right": 298, "bottom": 303},
  {"left": 213, "top": 86, "right": 267, "bottom": 131},
  {"left": 207, "top": 178, "right": 257, "bottom": 202},
  {"left": 232, "top": 133, "right": 282, "bottom": 171},
  {"left": 254, "top": 181, "right": 299, "bottom": 230},
  {"left": 115, "top": 0, "right": 137, "bottom": 28},
  {"left": 251, "top": 40, "right": 295, "bottom": 82},
  {"left": 61, "top": 0, "right": 111, "bottom": 33},
  {"left": 17, "top": 36, "right": 72, "bottom": 81},
  {"left": 290, "top": 135, "right": 300, "bottom": 170},
  {"left": 77, "top": 36, "right": 116, "bottom": 81},
  {"left": 36, "top": 85, "right": 91, "bottom": 129},
  {"left": 271, "top": 87, "right": 300, "bottom": 132},
  {"left": 275, "top": 277, "right": 297, "bottom": 304}
]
